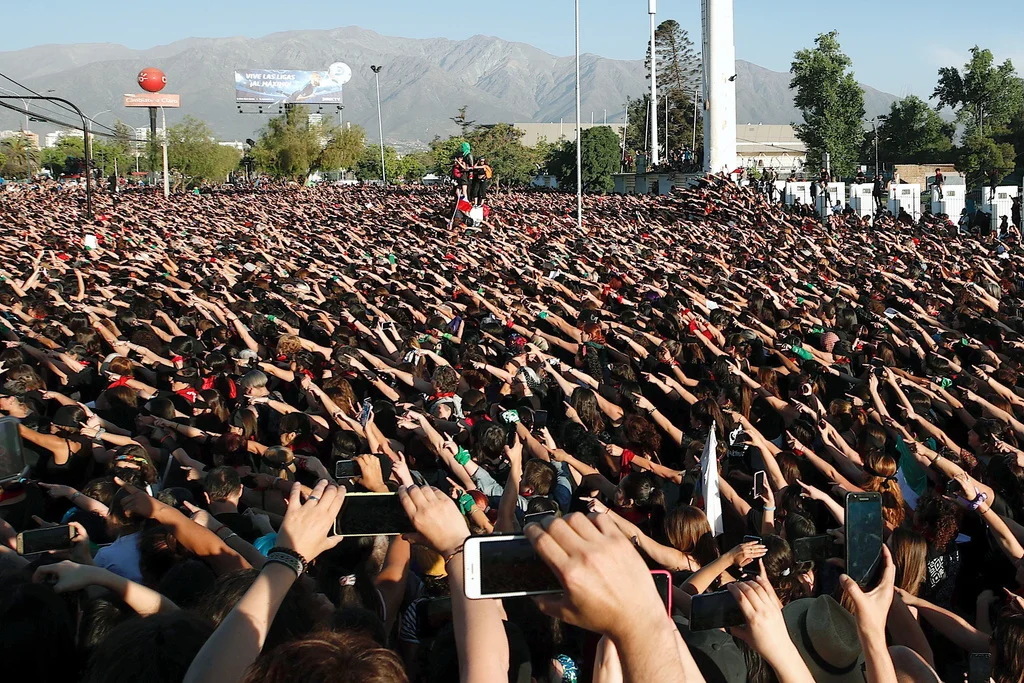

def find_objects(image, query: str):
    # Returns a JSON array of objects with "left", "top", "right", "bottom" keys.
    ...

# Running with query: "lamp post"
[
  {"left": 370, "top": 65, "right": 386, "bottom": 185},
  {"left": 864, "top": 115, "right": 886, "bottom": 177},
  {"left": 648, "top": 0, "right": 659, "bottom": 166},
  {"left": 160, "top": 106, "right": 169, "bottom": 198},
  {"left": 0, "top": 87, "right": 28, "bottom": 131},
  {"left": 0, "top": 95, "right": 92, "bottom": 217},
  {"left": 574, "top": 0, "right": 582, "bottom": 230},
  {"left": 86, "top": 109, "right": 111, "bottom": 179}
]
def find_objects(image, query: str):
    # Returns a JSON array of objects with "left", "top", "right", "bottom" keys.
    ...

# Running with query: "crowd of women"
[{"left": 1, "top": 175, "right": 1023, "bottom": 683}]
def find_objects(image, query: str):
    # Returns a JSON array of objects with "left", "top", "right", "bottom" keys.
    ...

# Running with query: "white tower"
[
  {"left": 701, "top": 0, "right": 737, "bottom": 174},
  {"left": 648, "top": 0, "right": 659, "bottom": 166}
]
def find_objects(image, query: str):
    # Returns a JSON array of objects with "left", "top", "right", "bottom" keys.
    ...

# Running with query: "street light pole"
[
  {"left": 0, "top": 87, "right": 29, "bottom": 131},
  {"left": 161, "top": 107, "right": 169, "bottom": 198},
  {"left": 574, "top": 0, "right": 582, "bottom": 231},
  {"left": 370, "top": 65, "right": 386, "bottom": 185},
  {"left": 0, "top": 95, "right": 93, "bottom": 217}
]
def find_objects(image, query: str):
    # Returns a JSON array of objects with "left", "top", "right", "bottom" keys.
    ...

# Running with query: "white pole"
[
  {"left": 161, "top": 107, "right": 169, "bottom": 198},
  {"left": 692, "top": 87, "right": 698, "bottom": 151},
  {"left": 702, "top": 0, "right": 737, "bottom": 174},
  {"left": 664, "top": 91, "right": 669, "bottom": 158},
  {"left": 574, "top": 0, "right": 582, "bottom": 231},
  {"left": 372, "top": 66, "right": 386, "bottom": 185},
  {"left": 648, "top": 0, "right": 659, "bottom": 166},
  {"left": 604, "top": 109, "right": 607, "bottom": 125}
]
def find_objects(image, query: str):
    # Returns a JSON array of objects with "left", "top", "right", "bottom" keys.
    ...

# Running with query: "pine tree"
[{"left": 645, "top": 20, "right": 703, "bottom": 156}]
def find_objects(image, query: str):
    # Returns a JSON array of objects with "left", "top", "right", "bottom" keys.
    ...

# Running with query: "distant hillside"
[{"left": 0, "top": 27, "right": 900, "bottom": 149}]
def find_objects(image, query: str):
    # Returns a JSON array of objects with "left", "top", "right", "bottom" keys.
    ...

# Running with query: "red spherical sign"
[{"left": 137, "top": 68, "right": 167, "bottom": 93}]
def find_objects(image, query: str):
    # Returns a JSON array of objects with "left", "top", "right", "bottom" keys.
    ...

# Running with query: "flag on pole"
[{"left": 700, "top": 422, "right": 724, "bottom": 536}]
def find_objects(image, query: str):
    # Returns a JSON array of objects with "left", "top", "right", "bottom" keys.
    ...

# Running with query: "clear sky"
[{"left": 4, "top": 0, "right": 1022, "bottom": 98}]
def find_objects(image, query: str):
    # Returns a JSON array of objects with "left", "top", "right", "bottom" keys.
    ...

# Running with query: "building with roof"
[
  {"left": 507, "top": 122, "right": 626, "bottom": 148},
  {"left": 735, "top": 124, "right": 806, "bottom": 172}
]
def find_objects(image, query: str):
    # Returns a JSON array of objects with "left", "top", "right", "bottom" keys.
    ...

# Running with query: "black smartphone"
[
  {"left": 533, "top": 410, "right": 548, "bottom": 428},
  {"left": 0, "top": 416, "right": 27, "bottom": 484},
  {"left": 752, "top": 471, "right": 766, "bottom": 500},
  {"left": 17, "top": 525, "right": 75, "bottom": 555},
  {"left": 689, "top": 589, "right": 746, "bottom": 631},
  {"left": 463, "top": 535, "right": 562, "bottom": 599},
  {"left": 967, "top": 652, "right": 992, "bottom": 683},
  {"left": 334, "top": 459, "right": 357, "bottom": 481},
  {"left": 651, "top": 569, "right": 672, "bottom": 615},
  {"left": 845, "top": 492, "right": 883, "bottom": 587},
  {"left": 793, "top": 534, "right": 842, "bottom": 564},
  {"left": 334, "top": 493, "right": 413, "bottom": 537}
]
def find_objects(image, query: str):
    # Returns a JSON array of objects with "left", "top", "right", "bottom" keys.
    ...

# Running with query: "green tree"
[
  {"left": 166, "top": 116, "right": 240, "bottom": 189},
  {"left": 465, "top": 123, "right": 543, "bottom": 186},
  {"left": 646, "top": 19, "right": 702, "bottom": 155},
  {"left": 450, "top": 106, "right": 476, "bottom": 137},
  {"left": 957, "top": 134, "right": 1016, "bottom": 188},
  {"left": 548, "top": 126, "right": 620, "bottom": 193},
  {"left": 353, "top": 144, "right": 400, "bottom": 181},
  {"left": 40, "top": 136, "right": 85, "bottom": 176},
  {"left": 0, "top": 135, "right": 40, "bottom": 178},
  {"left": 624, "top": 94, "right": 651, "bottom": 159},
  {"left": 873, "top": 96, "right": 955, "bottom": 164},
  {"left": 932, "top": 47, "right": 1023, "bottom": 137},
  {"left": 428, "top": 135, "right": 466, "bottom": 176},
  {"left": 790, "top": 31, "right": 866, "bottom": 177},
  {"left": 252, "top": 108, "right": 366, "bottom": 180}
]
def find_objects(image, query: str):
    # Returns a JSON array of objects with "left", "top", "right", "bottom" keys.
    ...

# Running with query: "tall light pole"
[
  {"left": 865, "top": 115, "right": 886, "bottom": 177},
  {"left": 160, "top": 106, "right": 169, "bottom": 198},
  {"left": 648, "top": 0, "right": 659, "bottom": 166},
  {"left": 701, "top": 0, "right": 738, "bottom": 174},
  {"left": 574, "top": 0, "right": 582, "bottom": 231},
  {"left": 0, "top": 87, "right": 28, "bottom": 131},
  {"left": 370, "top": 65, "right": 386, "bottom": 185},
  {"left": 86, "top": 109, "right": 111, "bottom": 180}
]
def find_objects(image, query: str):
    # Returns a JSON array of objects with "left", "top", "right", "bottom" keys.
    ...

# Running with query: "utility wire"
[
  {"left": 0, "top": 70, "right": 119, "bottom": 135},
  {"left": 0, "top": 100, "right": 119, "bottom": 139}
]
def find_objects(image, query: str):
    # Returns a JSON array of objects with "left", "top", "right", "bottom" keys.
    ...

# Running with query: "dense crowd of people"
[{"left": 2, "top": 175, "right": 1024, "bottom": 683}]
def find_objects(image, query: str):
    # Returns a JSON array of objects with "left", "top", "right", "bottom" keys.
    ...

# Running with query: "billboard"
[
  {"left": 234, "top": 63, "right": 352, "bottom": 104},
  {"left": 124, "top": 93, "right": 181, "bottom": 108}
]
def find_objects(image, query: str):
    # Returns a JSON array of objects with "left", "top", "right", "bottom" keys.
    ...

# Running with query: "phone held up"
[
  {"left": 845, "top": 492, "right": 883, "bottom": 587},
  {"left": 17, "top": 525, "right": 76, "bottom": 556}
]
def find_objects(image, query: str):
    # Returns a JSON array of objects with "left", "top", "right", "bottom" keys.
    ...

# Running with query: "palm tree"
[{"left": 0, "top": 135, "right": 40, "bottom": 178}]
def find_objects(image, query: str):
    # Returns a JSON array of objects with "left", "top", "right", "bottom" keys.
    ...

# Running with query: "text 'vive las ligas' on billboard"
[{"left": 235, "top": 63, "right": 352, "bottom": 104}]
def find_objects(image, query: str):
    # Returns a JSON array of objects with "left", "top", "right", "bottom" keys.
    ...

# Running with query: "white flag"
[{"left": 701, "top": 422, "right": 724, "bottom": 536}]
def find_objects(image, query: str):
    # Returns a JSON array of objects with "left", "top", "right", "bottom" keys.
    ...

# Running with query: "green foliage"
[
  {"left": 873, "top": 96, "right": 955, "bottom": 164},
  {"left": 0, "top": 135, "right": 40, "bottom": 178},
  {"left": 624, "top": 94, "right": 650, "bottom": 157},
  {"left": 252, "top": 108, "right": 366, "bottom": 180},
  {"left": 427, "top": 113, "right": 547, "bottom": 186},
  {"left": 645, "top": 19, "right": 702, "bottom": 155},
  {"left": 790, "top": 31, "right": 866, "bottom": 177},
  {"left": 957, "top": 134, "right": 1016, "bottom": 187},
  {"left": 932, "top": 47, "right": 1023, "bottom": 137},
  {"left": 353, "top": 144, "right": 400, "bottom": 181},
  {"left": 464, "top": 123, "right": 543, "bottom": 186},
  {"left": 548, "top": 126, "right": 621, "bottom": 194},
  {"left": 40, "top": 136, "right": 85, "bottom": 176},
  {"left": 166, "top": 116, "right": 241, "bottom": 189}
]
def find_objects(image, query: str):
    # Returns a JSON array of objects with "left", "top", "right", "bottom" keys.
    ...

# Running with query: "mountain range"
[{"left": 0, "top": 26, "right": 901, "bottom": 150}]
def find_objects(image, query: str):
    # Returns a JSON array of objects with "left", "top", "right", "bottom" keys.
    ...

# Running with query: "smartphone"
[
  {"left": 967, "top": 652, "right": 992, "bottom": 683},
  {"left": 463, "top": 535, "right": 562, "bottom": 599},
  {"left": 0, "top": 416, "right": 27, "bottom": 484},
  {"left": 334, "top": 493, "right": 413, "bottom": 537},
  {"left": 334, "top": 459, "right": 357, "bottom": 481},
  {"left": 17, "top": 525, "right": 75, "bottom": 555},
  {"left": 845, "top": 492, "right": 883, "bottom": 587},
  {"left": 533, "top": 410, "right": 548, "bottom": 429},
  {"left": 793, "top": 534, "right": 842, "bottom": 564},
  {"left": 358, "top": 398, "right": 373, "bottom": 428},
  {"left": 752, "top": 471, "right": 766, "bottom": 500},
  {"left": 651, "top": 569, "right": 673, "bottom": 616},
  {"left": 689, "top": 589, "right": 746, "bottom": 631}
]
